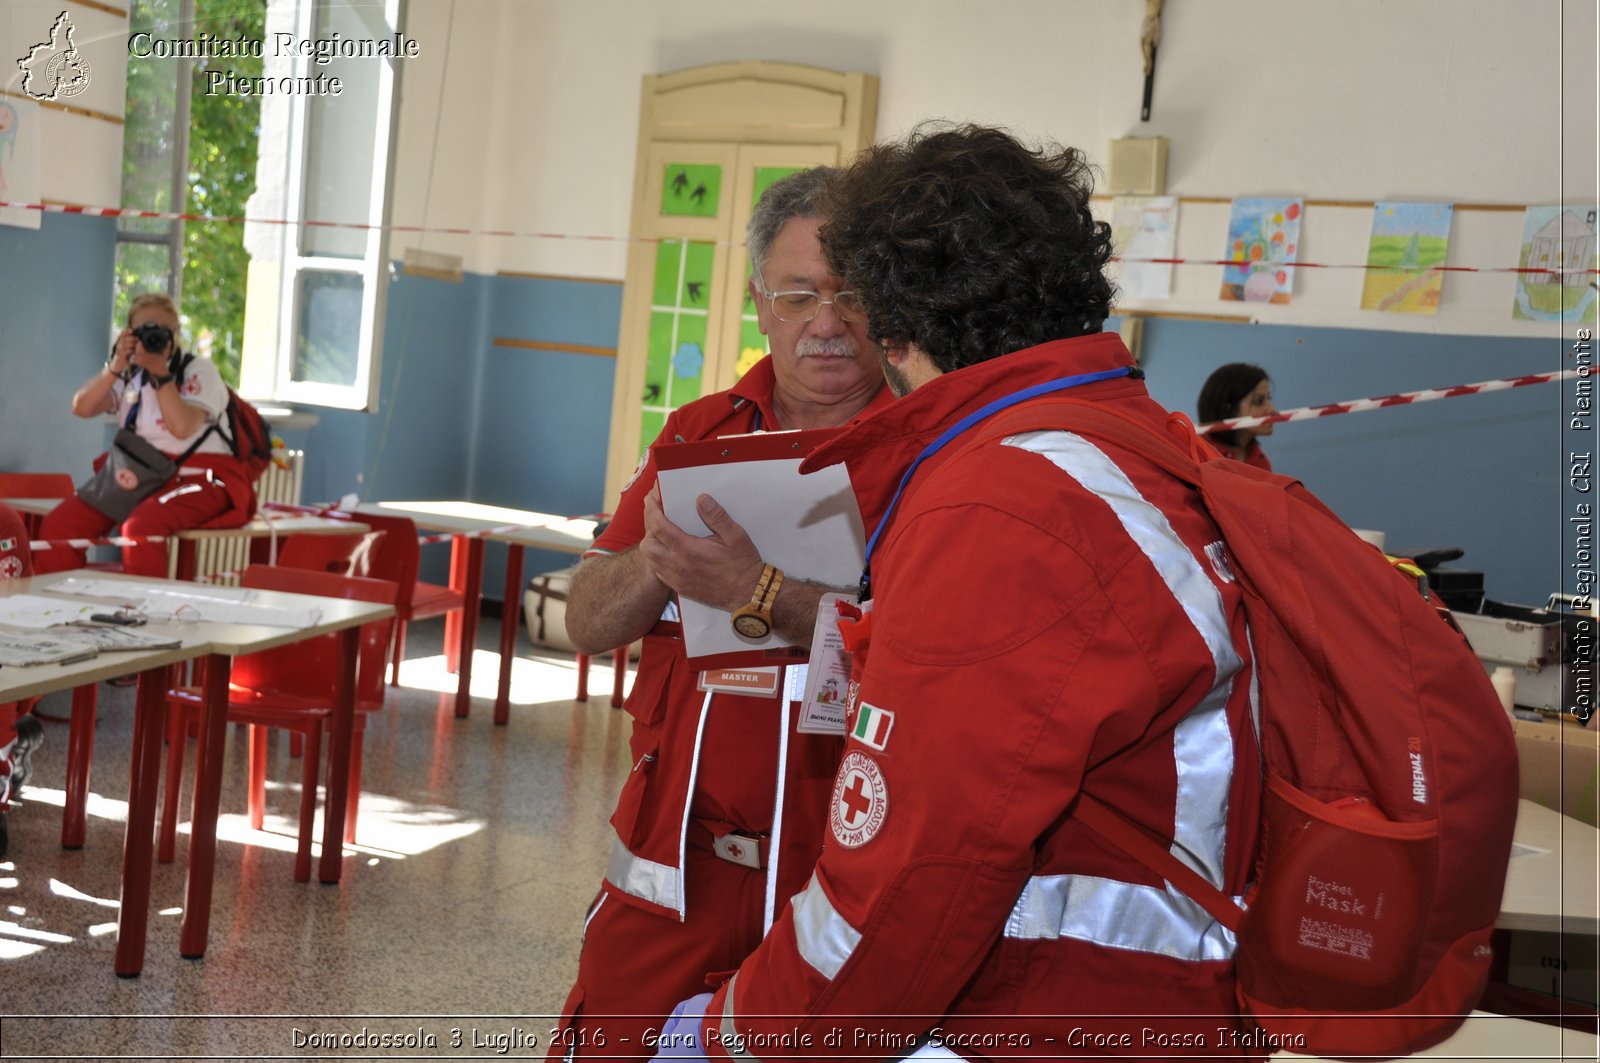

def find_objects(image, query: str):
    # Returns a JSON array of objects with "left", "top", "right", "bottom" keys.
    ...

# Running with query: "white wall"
[
  {"left": 390, "top": 0, "right": 1597, "bottom": 338},
  {"left": 1, "top": 1, "right": 127, "bottom": 208}
]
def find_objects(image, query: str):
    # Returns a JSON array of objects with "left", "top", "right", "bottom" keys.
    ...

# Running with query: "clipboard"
[{"left": 654, "top": 429, "right": 866, "bottom": 669}]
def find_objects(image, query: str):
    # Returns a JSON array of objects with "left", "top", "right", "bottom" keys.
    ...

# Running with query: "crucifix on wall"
[{"left": 1141, "top": 0, "right": 1163, "bottom": 121}]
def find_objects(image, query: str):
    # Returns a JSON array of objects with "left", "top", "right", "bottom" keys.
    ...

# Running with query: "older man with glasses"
[{"left": 547, "top": 167, "right": 893, "bottom": 1061}]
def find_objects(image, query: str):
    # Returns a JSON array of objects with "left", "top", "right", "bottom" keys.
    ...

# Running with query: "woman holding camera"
[{"left": 35, "top": 293, "right": 255, "bottom": 576}]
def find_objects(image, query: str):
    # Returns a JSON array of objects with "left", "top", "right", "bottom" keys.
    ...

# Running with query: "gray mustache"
[{"left": 797, "top": 338, "right": 858, "bottom": 358}]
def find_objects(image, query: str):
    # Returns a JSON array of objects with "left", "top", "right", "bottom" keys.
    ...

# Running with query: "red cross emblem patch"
[{"left": 829, "top": 750, "right": 888, "bottom": 849}]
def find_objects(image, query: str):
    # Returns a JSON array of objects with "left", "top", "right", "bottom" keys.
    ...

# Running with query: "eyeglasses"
[{"left": 758, "top": 285, "right": 868, "bottom": 324}]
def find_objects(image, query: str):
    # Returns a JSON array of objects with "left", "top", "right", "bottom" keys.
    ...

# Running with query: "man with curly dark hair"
[{"left": 656, "top": 125, "right": 1264, "bottom": 1060}]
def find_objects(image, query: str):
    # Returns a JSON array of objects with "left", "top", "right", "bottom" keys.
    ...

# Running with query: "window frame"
[{"left": 249, "top": 0, "right": 405, "bottom": 412}]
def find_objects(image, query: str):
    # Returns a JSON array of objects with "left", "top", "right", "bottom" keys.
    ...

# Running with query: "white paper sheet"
[
  {"left": 40, "top": 579, "right": 315, "bottom": 627},
  {"left": 0, "top": 594, "right": 98, "bottom": 629},
  {"left": 657, "top": 457, "right": 866, "bottom": 663}
]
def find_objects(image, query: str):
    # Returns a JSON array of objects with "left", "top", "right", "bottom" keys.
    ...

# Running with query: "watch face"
[{"left": 732, "top": 613, "right": 771, "bottom": 640}]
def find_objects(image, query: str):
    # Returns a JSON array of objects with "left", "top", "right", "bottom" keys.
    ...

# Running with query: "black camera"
[{"left": 131, "top": 322, "right": 173, "bottom": 353}]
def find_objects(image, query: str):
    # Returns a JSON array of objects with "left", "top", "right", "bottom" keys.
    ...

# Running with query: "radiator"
[
  {"left": 164, "top": 451, "right": 305, "bottom": 585},
  {"left": 257, "top": 450, "right": 305, "bottom": 509},
  {"left": 173, "top": 534, "right": 253, "bottom": 586}
]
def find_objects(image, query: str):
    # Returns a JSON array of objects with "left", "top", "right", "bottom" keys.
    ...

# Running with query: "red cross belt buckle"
[{"left": 712, "top": 831, "right": 766, "bottom": 870}]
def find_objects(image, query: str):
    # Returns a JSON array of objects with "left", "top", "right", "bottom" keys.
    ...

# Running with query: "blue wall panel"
[
  {"left": 473, "top": 275, "right": 620, "bottom": 596},
  {"left": 0, "top": 214, "right": 119, "bottom": 477},
  {"left": 1131, "top": 317, "right": 1560, "bottom": 605}
]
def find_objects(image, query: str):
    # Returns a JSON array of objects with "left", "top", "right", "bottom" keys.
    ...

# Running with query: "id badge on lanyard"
[{"left": 796, "top": 592, "right": 866, "bottom": 734}]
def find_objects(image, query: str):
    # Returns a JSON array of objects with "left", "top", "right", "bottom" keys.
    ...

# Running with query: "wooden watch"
[{"left": 730, "top": 563, "right": 784, "bottom": 639}]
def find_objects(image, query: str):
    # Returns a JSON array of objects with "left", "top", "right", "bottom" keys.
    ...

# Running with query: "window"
[
  {"left": 118, "top": 0, "right": 264, "bottom": 385},
  {"left": 115, "top": 0, "right": 188, "bottom": 327},
  {"left": 238, "top": 0, "right": 404, "bottom": 411}
]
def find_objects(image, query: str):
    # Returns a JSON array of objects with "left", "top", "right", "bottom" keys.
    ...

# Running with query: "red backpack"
[
  {"left": 175, "top": 353, "right": 274, "bottom": 480},
  {"left": 980, "top": 397, "right": 1519, "bottom": 1060}
]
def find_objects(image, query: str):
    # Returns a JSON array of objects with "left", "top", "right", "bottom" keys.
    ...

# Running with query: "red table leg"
[
  {"left": 453, "top": 536, "right": 484, "bottom": 719},
  {"left": 114, "top": 666, "right": 169, "bottom": 977},
  {"left": 576, "top": 653, "right": 590, "bottom": 702},
  {"left": 444, "top": 536, "right": 467, "bottom": 673},
  {"left": 61, "top": 683, "right": 97, "bottom": 850},
  {"left": 179, "top": 654, "right": 232, "bottom": 959},
  {"left": 319, "top": 625, "right": 361, "bottom": 883},
  {"left": 494, "top": 544, "right": 525, "bottom": 725},
  {"left": 611, "top": 645, "right": 628, "bottom": 708}
]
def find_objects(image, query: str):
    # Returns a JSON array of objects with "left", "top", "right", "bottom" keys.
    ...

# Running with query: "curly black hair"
[{"left": 819, "top": 124, "right": 1115, "bottom": 373}]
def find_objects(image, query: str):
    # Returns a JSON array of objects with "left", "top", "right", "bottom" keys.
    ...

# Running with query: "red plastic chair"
[
  {"left": 159, "top": 566, "right": 398, "bottom": 881},
  {"left": 329, "top": 511, "right": 465, "bottom": 686},
  {"left": 272, "top": 530, "right": 384, "bottom": 577},
  {"left": 0, "top": 472, "right": 75, "bottom": 537}
]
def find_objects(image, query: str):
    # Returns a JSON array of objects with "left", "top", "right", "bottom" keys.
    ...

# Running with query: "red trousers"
[
  {"left": 550, "top": 846, "right": 768, "bottom": 1062},
  {"left": 35, "top": 478, "right": 239, "bottom": 577}
]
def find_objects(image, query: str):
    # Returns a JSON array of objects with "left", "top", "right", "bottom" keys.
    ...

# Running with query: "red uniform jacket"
[
  {"left": 589, "top": 357, "right": 894, "bottom": 922},
  {"left": 703, "top": 334, "right": 1264, "bottom": 1059}
]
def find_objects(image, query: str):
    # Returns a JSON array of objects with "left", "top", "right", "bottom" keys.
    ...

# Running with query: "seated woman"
[
  {"left": 36, "top": 293, "right": 255, "bottom": 577},
  {"left": 1197, "top": 362, "right": 1278, "bottom": 471}
]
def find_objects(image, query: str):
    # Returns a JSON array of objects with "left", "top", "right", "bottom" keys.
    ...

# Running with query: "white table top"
[
  {"left": 0, "top": 570, "right": 393, "bottom": 700},
  {"left": 3, "top": 497, "right": 64, "bottom": 517},
  {"left": 1500, "top": 798, "right": 1600, "bottom": 935},
  {"left": 357, "top": 500, "right": 596, "bottom": 553}
]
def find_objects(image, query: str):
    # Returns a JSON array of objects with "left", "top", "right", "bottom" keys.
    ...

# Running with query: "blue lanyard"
[{"left": 858, "top": 365, "right": 1137, "bottom": 601}]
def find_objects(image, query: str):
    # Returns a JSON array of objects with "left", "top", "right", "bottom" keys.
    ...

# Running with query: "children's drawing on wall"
[
  {"left": 1219, "top": 197, "right": 1302, "bottom": 304},
  {"left": 0, "top": 99, "right": 43, "bottom": 230},
  {"left": 1513, "top": 205, "right": 1598, "bottom": 323},
  {"left": 1361, "top": 201, "right": 1453, "bottom": 314},
  {"left": 1110, "top": 195, "right": 1179, "bottom": 300}
]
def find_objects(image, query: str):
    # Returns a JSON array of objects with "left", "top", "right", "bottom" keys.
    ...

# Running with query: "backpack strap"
[
  {"left": 1075, "top": 793, "right": 1244, "bottom": 932},
  {"left": 971, "top": 396, "right": 1252, "bottom": 932},
  {"left": 976, "top": 396, "right": 1212, "bottom": 485},
  {"left": 169, "top": 352, "right": 233, "bottom": 467}
]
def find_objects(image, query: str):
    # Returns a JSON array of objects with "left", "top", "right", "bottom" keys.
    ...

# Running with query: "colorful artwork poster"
[
  {"left": 1361, "top": 202, "right": 1453, "bottom": 314},
  {"left": 0, "top": 98, "right": 43, "bottom": 231},
  {"left": 1513, "top": 205, "right": 1599, "bottom": 323},
  {"left": 1110, "top": 195, "right": 1178, "bottom": 300},
  {"left": 1219, "top": 197, "right": 1303, "bottom": 304},
  {"left": 660, "top": 163, "right": 722, "bottom": 219}
]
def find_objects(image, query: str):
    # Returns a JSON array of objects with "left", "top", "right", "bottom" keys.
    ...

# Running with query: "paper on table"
[
  {"left": 49, "top": 578, "right": 258, "bottom": 605},
  {"left": 656, "top": 444, "right": 866, "bottom": 667},
  {"left": 0, "top": 594, "right": 99, "bottom": 629},
  {"left": 41, "top": 578, "right": 315, "bottom": 626},
  {"left": 0, "top": 632, "right": 100, "bottom": 666}
]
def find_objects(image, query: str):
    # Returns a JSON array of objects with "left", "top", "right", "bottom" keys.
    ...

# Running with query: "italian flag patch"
[{"left": 851, "top": 702, "right": 894, "bottom": 751}]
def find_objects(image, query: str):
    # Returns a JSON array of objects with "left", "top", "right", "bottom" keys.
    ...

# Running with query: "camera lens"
[{"left": 133, "top": 323, "right": 173, "bottom": 352}]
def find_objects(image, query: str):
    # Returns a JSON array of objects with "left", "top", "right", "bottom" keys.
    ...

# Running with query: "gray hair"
[{"left": 746, "top": 166, "right": 839, "bottom": 287}]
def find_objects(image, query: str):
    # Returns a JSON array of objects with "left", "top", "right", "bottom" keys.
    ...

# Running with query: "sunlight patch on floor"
[
  {"left": 171, "top": 791, "right": 484, "bottom": 860},
  {"left": 396, "top": 649, "right": 632, "bottom": 706}
]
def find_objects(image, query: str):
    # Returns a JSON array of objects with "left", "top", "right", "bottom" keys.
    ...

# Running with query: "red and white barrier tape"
[
  {"left": 1200, "top": 368, "right": 1574, "bottom": 434},
  {"left": 7, "top": 200, "right": 1596, "bottom": 278},
  {"left": 1119, "top": 257, "right": 1597, "bottom": 278},
  {"left": 2, "top": 200, "right": 642, "bottom": 246}
]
